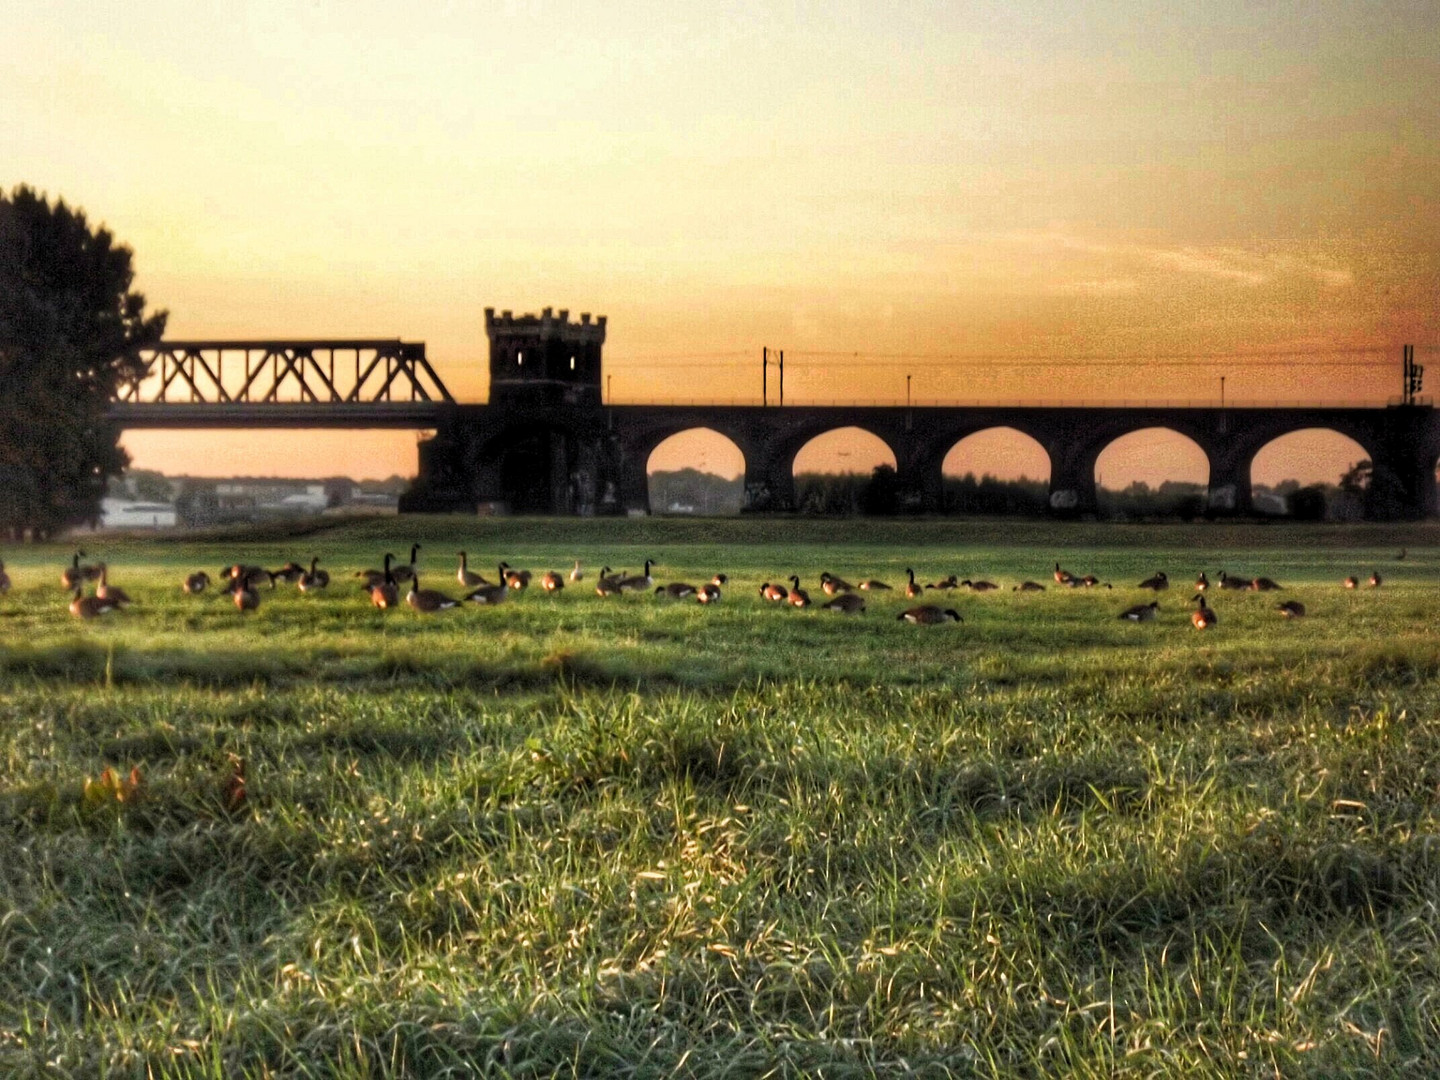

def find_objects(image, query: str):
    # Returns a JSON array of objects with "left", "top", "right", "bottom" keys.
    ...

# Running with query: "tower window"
[
  {"left": 517, "top": 351, "right": 523, "bottom": 367},
  {"left": 569, "top": 356, "right": 576, "bottom": 371}
]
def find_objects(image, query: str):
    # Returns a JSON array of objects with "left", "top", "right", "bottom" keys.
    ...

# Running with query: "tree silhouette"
[{"left": 0, "top": 187, "right": 166, "bottom": 538}]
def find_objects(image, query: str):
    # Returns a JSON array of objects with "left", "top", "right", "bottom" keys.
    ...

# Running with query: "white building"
[{"left": 100, "top": 498, "right": 177, "bottom": 529}]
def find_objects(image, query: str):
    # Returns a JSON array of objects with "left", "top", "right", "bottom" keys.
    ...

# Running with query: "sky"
[{"left": 7, "top": 0, "right": 1439, "bottom": 485}]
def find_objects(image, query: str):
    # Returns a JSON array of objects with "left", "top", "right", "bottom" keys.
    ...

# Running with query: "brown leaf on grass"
[
  {"left": 221, "top": 755, "right": 247, "bottom": 814},
  {"left": 83, "top": 765, "right": 143, "bottom": 807}
]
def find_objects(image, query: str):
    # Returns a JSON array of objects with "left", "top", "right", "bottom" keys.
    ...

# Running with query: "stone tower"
[{"left": 485, "top": 307, "right": 607, "bottom": 406}]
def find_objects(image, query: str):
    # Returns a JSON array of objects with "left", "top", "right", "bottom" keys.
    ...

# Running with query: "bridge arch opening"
[
  {"left": 792, "top": 427, "right": 897, "bottom": 515},
  {"left": 942, "top": 427, "right": 1050, "bottom": 514},
  {"left": 1094, "top": 428, "right": 1210, "bottom": 519},
  {"left": 646, "top": 429, "right": 746, "bottom": 516},
  {"left": 1250, "top": 428, "right": 1372, "bottom": 520}
]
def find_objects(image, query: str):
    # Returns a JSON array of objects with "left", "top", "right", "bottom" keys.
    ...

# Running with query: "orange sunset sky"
[{"left": 7, "top": 1, "right": 1439, "bottom": 487}]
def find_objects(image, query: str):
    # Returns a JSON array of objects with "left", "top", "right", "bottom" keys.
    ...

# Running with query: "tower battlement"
[{"left": 484, "top": 306, "right": 606, "bottom": 406}]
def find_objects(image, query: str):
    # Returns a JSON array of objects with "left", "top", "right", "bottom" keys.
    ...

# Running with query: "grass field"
[{"left": 3, "top": 516, "right": 1440, "bottom": 1077}]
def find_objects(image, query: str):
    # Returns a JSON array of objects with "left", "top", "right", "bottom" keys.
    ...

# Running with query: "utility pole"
[
  {"left": 1219, "top": 375, "right": 1226, "bottom": 434},
  {"left": 1403, "top": 344, "right": 1423, "bottom": 404},
  {"left": 906, "top": 374, "right": 913, "bottom": 431},
  {"left": 606, "top": 374, "right": 612, "bottom": 405},
  {"left": 779, "top": 350, "right": 784, "bottom": 406},
  {"left": 762, "top": 347, "right": 768, "bottom": 406}
]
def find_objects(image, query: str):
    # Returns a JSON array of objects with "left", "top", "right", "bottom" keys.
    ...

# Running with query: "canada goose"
[
  {"left": 595, "top": 568, "right": 623, "bottom": 597},
  {"left": 656, "top": 582, "right": 697, "bottom": 600},
  {"left": 371, "top": 555, "right": 400, "bottom": 609},
  {"left": 1397, "top": 548, "right": 1407, "bottom": 561},
  {"left": 1368, "top": 571, "right": 1382, "bottom": 588},
  {"left": 1118, "top": 601, "right": 1159, "bottom": 622},
  {"left": 1216, "top": 570, "right": 1247, "bottom": 591},
  {"left": 94, "top": 563, "right": 132, "bottom": 605},
  {"left": 182, "top": 571, "right": 211, "bottom": 594},
  {"left": 898, "top": 605, "right": 961, "bottom": 624},
  {"left": 456, "top": 552, "right": 486, "bottom": 587},
  {"left": 499, "top": 562, "right": 532, "bottom": 590},
  {"left": 822, "top": 593, "right": 866, "bottom": 615},
  {"left": 787, "top": 576, "right": 811, "bottom": 607},
  {"left": 1276, "top": 600, "right": 1306, "bottom": 618},
  {"left": 229, "top": 577, "right": 261, "bottom": 612},
  {"left": 1054, "top": 562, "right": 1074, "bottom": 585},
  {"left": 616, "top": 559, "right": 654, "bottom": 592},
  {"left": 1344, "top": 575, "right": 1359, "bottom": 589},
  {"left": 1191, "top": 594, "right": 1217, "bottom": 629},
  {"left": 0, "top": 559, "right": 11, "bottom": 594},
  {"left": 569, "top": 560, "right": 584, "bottom": 582},
  {"left": 407, "top": 573, "right": 460, "bottom": 612},
  {"left": 1013, "top": 581, "right": 1046, "bottom": 592},
  {"left": 710, "top": 573, "right": 729, "bottom": 587},
  {"left": 1138, "top": 571, "right": 1169, "bottom": 591},
  {"left": 925, "top": 575, "right": 959, "bottom": 591},
  {"left": 760, "top": 581, "right": 789, "bottom": 602},
  {"left": 1195, "top": 572, "right": 1209, "bottom": 592},
  {"left": 820, "top": 572, "right": 854, "bottom": 595},
  {"left": 1249, "top": 576, "right": 1282, "bottom": 591},
  {"left": 858, "top": 578, "right": 892, "bottom": 591},
  {"left": 1078, "top": 574, "right": 1101, "bottom": 588},
  {"left": 271, "top": 561, "right": 305, "bottom": 585},
  {"left": 904, "top": 568, "right": 922, "bottom": 599},
  {"left": 541, "top": 571, "right": 565, "bottom": 592},
  {"left": 298, "top": 557, "right": 330, "bottom": 592},
  {"left": 466, "top": 568, "right": 510, "bottom": 605},
  {"left": 69, "top": 587, "right": 121, "bottom": 620},
  {"left": 227, "top": 564, "right": 269, "bottom": 589},
  {"left": 391, "top": 544, "right": 422, "bottom": 584},
  {"left": 961, "top": 579, "right": 999, "bottom": 592},
  {"left": 697, "top": 583, "right": 722, "bottom": 604},
  {"left": 62, "top": 551, "right": 99, "bottom": 589}
]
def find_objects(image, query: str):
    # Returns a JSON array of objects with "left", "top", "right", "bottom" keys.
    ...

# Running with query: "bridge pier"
[
  {"left": 1046, "top": 443, "right": 1099, "bottom": 517},
  {"left": 1366, "top": 420, "right": 1438, "bottom": 521},
  {"left": 1205, "top": 450, "right": 1253, "bottom": 516}
]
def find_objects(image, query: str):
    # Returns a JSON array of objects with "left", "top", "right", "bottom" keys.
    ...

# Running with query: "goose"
[
  {"left": 787, "top": 576, "right": 812, "bottom": 607},
  {"left": 229, "top": 576, "right": 261, "bottom": 613},
  {"left": 858, "top": 577, "right": 892, "bottom": 591},
  {"left": 0, "top": 559, "right": 10, "bottom": 594},
  {"left": 961, "top": 579, "right": 1000, "bottom": 592},
  {"left": 1276, "top": 600, "right": 1306, "bottom": 618},
  {"left": 466, "top": 567, "right": 510, "bottom": 605},
  {"left": 1054, "top": 562, "right": 1075, "bottom": 585},
  {"left": 391, "top": 544, "right": 422, "bottom": 584},
  {"left": 298, "top": 557, "right": 330, "bottom": 592},
  {"left": 182, "top": 571, "right": 211, "bottom": 594},
  {"left": 1368, "top": 570, "right": 1382, "bottom": 588},
  {"left": 1118, "top": 601, "right": 1159, "bottom": 622},
  {"left": 697, "top": 583, "right": 722, "bottom": 604},
  {"left": 925, "top": 575, "right": 959, "bottom": 591},
  {"left": 407, "top": 573, "right": 460, "bottom": 612},
  {"left": 616, "top": 559, "right": 654, "bottom": 592},
  {"left": 595, "top": 568, "right": 623, "bottom": 597},
  {"left": 1397, "top": 548, "right": 1407, "bottom": 561},
  {"left": 499, "top": 562, "right": 532, "bottom": 590},
  {"left": 227, "top": 564, "right": 270, "bottom": 589},
  {"left": 819, "top": 572, "right": 854, "bottom": 595},
  {"left": 710, "top": 573, "right": 729, "bottom": 587},
  {"left": 821, "top": 593, "right": 866, "bottom": 615},
  {"left": 568, "top": 560, "right": 583, "bottom": 582},
  {"left": 1137, "top": 571, "right": 1169, "bottom": 591},
  {"left": 541, "top": 571, "right": 565, "bottom": 592},
  {"left": 904, "top": 568, "right": 922, "bottom": 599},
  {"left": 1343, "top": 575, "right": 1359, "bottom": 589},
  {"left": 1216, "top": 570, "right": 1247, "bottom": 591},
  {"left": 1191, "top": 594, "right": 1217, "bottom": 629},
  {"left": 456, "top": 551, "right": 487, "bottom": 587},
  {"left": 898, "top": 605, "right": 961, "bottom": 625},
  {"left": 1078, "top": 574, "right": 1102, "bottom": 588},
  {"left": 1195, "top": 572, "right": 1209, "bottom": 592},
  {"left": 69, "top": 587, "right": 121, "bottom": 620},
  {"left": 1249, "top": 576, "right": 1282, "bottom": 592},
  {"left": 1013, "top": 581, "right": 1046, "bottom": 592},
  {"left": 371, "top": 556, "right": 400, "bottom": 609},
  {"left": 271, "top": 561, "right": 306, "bottom": 585},
  {"left": 62, "top": 551, "right": 96, "bottom": 589},
  {"left": 760, "top": 581, "right": 789, "bottom": 602},
  {"left": 656, "top": 582, "right": 697, "bottom": 600},
  {"left": 94, "top": 563, "right": 132, "bottom": 605}
]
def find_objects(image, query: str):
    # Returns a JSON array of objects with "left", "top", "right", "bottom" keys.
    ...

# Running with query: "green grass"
[{"left": 2, "top": 517, "right": 1440, "bottom": 1077}]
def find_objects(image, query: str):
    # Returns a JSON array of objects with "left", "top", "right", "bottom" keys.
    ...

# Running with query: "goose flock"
[{"left": 38, "top": 545, "right": 1399, "bottom": 629}]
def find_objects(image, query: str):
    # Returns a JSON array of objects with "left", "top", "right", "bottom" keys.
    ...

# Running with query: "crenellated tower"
[{"left": 485, "top": 307, "right": 606, "bottom": 406}]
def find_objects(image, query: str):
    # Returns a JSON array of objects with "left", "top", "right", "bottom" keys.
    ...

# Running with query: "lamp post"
[
  {"left": 607, "top": 374, "right": 612, "bottom": 405},
  {"left": 1220, "top": 375, "right": 1225, "bottom": 408}
]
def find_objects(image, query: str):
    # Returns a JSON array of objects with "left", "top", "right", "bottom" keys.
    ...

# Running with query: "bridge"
[{"left": 106, "top": 322, "right": 1440, "bottom": 520}]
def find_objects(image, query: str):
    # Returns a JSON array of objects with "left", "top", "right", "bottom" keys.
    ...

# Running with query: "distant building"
[{"left": 99, "top": 498, "right": 177, "bottom": 529}]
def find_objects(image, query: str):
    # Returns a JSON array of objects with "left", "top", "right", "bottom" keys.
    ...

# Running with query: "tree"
[{"left": 0, "top": 186, "right": 165, "bottom": 538}]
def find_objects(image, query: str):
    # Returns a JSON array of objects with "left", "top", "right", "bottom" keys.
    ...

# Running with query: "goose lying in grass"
[{"left": 898, "top": 605, "right": 961, "bottom": 624}]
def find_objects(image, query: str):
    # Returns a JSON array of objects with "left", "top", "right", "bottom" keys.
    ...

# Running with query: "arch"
[
  {"left": 791, "top": 426, "right": 898, "bottom": 515},
  {"left": 1094, "top": 427, "right": 1211, "bottom": 519},
  {"left": 1249, "top": 428, "right": 1373, "bottom": 520},
  {"left": 645, "top": 428, "right": 746, "bottom": 516},
  {"left": 474, "top": 421, "right": 590, "bottom": 514},
  {"left": 942, "top": 426, "right": 1051, "bottom": 515}
]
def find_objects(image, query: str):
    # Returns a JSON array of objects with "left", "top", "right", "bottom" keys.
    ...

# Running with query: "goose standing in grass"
[
  {"left": 500, "top": 562, "right": 532, "bottom": 590},
  {"left": 656, "top": 582, "right": 697, "bottom": 600},
  {"left": 1276, "top": 600, "right": 1306, "bottom": 618},
  {"left": 820, "top": 572, "right": 854, "bottom": 595},
  {"left": 0, "top": 559, "right": 11, "bottom": 594},
  {"left": 787, "top": 576, "right": 812, "bottom": 607},
  {"left": 1344, "top": 575, "right": 1359, "bottom": 589},
  {"left": 62, "top": 551, "right": 95, "bottom": 589},
  {"left": 408, "top": 573, "right": 460, "bottom": 612},
  {"left": 1195, "top": 572, "right": 1209, "bottom": 592},
  {"left": 1249, "top": 575, "right": 1282, "bottom": 591},
  {"left": 182, "top": 571, "right": 211, "bottom": 594},
  {"left": 1013, "top": 581, "right": 1045, "bottom": 592},
  {"left": 271, "top": 561, "right": 305, "bottom": 586},
  {"left": 1137, "top": 571, "right": 1169, "bottom": 591},
  {"left": 1368, "top": 570, "right": 1382, "bottom": 588},
  {"left": 70, "top": 586, "right": 121, "bottom": 620},
  {"left": 456, "top": 552, "right": 487, "bottom": 587},
  {"left": 1191, "top": 594, "right": 1217, "bottom": 629},
  {"left": 94, "top": 563, "right": 132, "bottom": 606},
  {"left": 822, "top": 592, "right": 866, "bottom": 615},
  {"left": 961, "top": 579, "right": 999, "bottom": 592},
  {"left": 595, "top": 568, "right": 622, "bottom": 597},
  {"left": 697, "top": 583, "right": 722, "bottom": 604},
  {"left": 371, "top": 556, "right": 400, "bottom": 609},
  {"left": 904, "top": 569, "right": 922, "bottom": 599},
  {"left": 229, "top": 576, "right": 261, "bottom": 613},
  {"left": 898, "top": 605, "right": 961, "bottom": 625},
  {"left": 391, "top": 544, "right": 422, "bottom": 584},
  {"left": 466, "top": 567, "right": 510, "bottom": 605},
  {"left": 760, "top": 581, "right": 789, "bottom": 603},
  {"left": 541, "top": 571, "right": 565, "bottom": 592},
  {"left": 227, "top": 564, "right": 270, "bottom": 589},
  {"left": 1118, "top": 601, "right": 1159, "bottom": 622},
  {"left": 616, "top": 560, "right": 654, "bottom": 592},
  {"left": 710, "top": 573, "right": 729, "bottom": 587},
  {"left": 1216, "top": 570, "right": 1247, "bottom": 591},
  {"left": 1054, "top": 562, "right": 1074, "bottom": 585},
  {"left": 298, "top": 557, "right": 330, "bottom": 592},
  {"left": 569, "top": 560, "right": 584, "bottom": 582}
]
